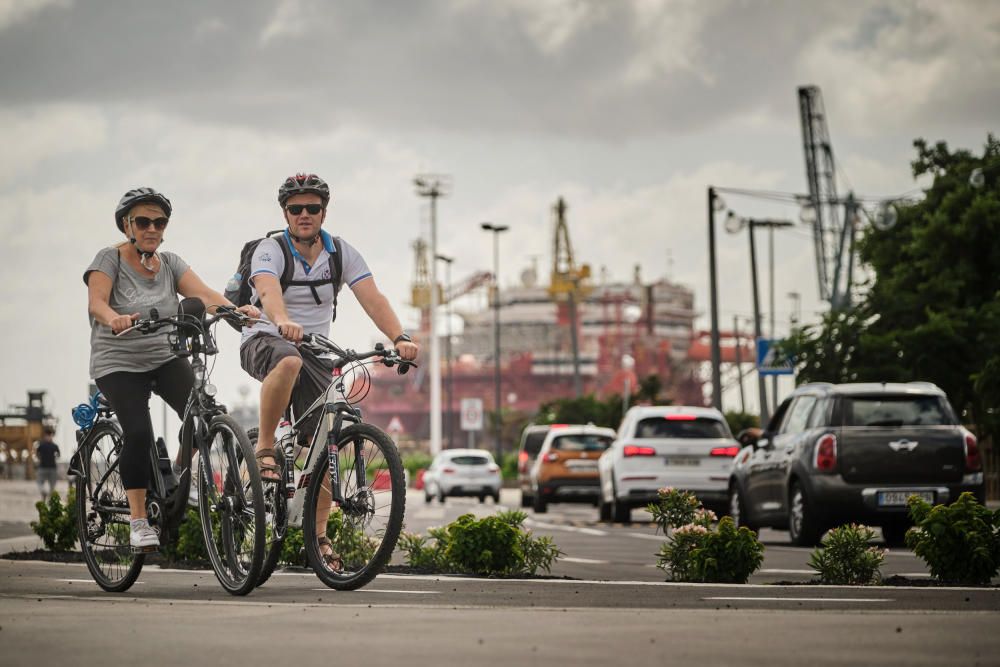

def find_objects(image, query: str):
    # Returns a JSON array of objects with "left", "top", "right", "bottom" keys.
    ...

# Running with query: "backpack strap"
[{"left": 279, "top": 232, "right": 344, "bottom": 322}]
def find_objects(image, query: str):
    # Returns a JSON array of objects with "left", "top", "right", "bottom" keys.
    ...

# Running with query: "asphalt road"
[{"left": 2, "top": 483, "right": 999, "bottom": 666}]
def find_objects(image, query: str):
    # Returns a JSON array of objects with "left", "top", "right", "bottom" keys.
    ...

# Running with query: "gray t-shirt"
[
  {"left": 240, "top": 231, "right": 372, "bottom": 345},
  {"left": 84, "top": 246, "right": 190, "bottom": 379}
]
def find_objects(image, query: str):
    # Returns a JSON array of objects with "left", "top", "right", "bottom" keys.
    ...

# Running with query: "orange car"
[{"left": 528, "top": 424, "right": 616, "bottom": 513}]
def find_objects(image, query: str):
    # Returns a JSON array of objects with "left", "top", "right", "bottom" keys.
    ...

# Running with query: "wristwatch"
[{"left": 393, "top": 332, "right": 412, "bottom": 345}]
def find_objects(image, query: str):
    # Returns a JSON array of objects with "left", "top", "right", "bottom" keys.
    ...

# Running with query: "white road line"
[
  {"left": 625, "top": 532, "right": 664, "bottom": 542},
  {"left": 560, "top": 557, "right": 609, "bottom": 564},
  {"left": 525, "top": 520, "right": 608, "bottom": 537},
  {"left": 704, "top": 596, "right": 892, "bottom": 603},
  {"left": 760, "top": 569, "right": 816, "bottom": 575},
  {"left": 311, "top": 589, "right": 440, "bottom": 595}
]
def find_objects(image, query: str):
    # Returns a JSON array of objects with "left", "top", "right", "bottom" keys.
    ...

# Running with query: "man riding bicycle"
[{"left": 240, "top": 173, "right": 419, "bottom": 568}]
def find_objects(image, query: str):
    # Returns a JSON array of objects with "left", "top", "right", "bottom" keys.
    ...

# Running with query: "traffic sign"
[
  {"left": 460, "top": 398, "right": 484, "bottom": 431},
  {"left": 756, "top": 338, "right": 794, "bottom": 376},
  {"left": 386, "top": 415, "right": 405, "bottom": 434}
]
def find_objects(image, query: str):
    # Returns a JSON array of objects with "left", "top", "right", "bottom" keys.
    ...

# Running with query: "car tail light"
[
  {"left": 518, "top": 450, "right": 529, "bottom": 473},
  {"left": 623, "top": 445, "right": 656, "bottom": 457},
  {"left": 710, "top": 446, "right": 741, "bottom": 457},
  {"left": 665, "top": 414, "right": 697, "bottom": 421},
  {"left": 488, "top": 464, "right": 500, "bottom": 472},
  {"left": 551, "top": 424, "right": 569, "bottom": 429},
  {"left": 813, "top": 434, "right": 837, "bottom": 472},
  {"left": 544, "top": 452, "right": 559, "bottom": 462},
  {"left": 442, "top": 467, "right": 456, "bottom": 474},
  {"left": 964, "top": 432, "right": 982, "bottom": 472}
]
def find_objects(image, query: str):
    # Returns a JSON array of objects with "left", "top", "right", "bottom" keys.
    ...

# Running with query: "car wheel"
[
  {"left": 437, "top": 488, "right": 446, "bottom": 504},
  {"left": 788, "top": 482, "right": 822, "bottom": 547},
  {"left": 598, "top": 494, "right": 611, "bottom": 522},
  {"left": 881, "top": 522, "right": 910, "bottom": 548},
  {"left": 728, "top": 483, "right": 758, "bottom": 535},
  {"left": 477, "top": 494, "right": 486, "bottom": 503},
  {"left": 520, "top": 492, "right": 531, "bottom": 508},
  {"left": 532, "top": 491, "right": 547, "bottom": 514},
  {"left": 492, "top": 492, "right": 501, "bottom": 504},
  {"left": 610, "top": 481, "right": 631, "bottom": 523},
  {"left": 424, "top": 491, "right": 432, "bottom": 504}
]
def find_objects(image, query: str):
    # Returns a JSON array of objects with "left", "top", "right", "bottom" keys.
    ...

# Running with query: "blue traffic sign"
[{"left": 756, "top": 338, "right": 794, "bottom": 376}]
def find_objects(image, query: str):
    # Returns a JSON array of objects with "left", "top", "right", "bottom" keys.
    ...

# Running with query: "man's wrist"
[{"left": 393, "top": 332, "right": 412, "bottom": 345}]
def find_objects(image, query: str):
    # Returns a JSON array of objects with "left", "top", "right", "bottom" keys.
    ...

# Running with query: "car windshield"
[
  {"left": 841, "top": 395, "right": 954, "bottom": 427},
  {"left": 634, "top": 417, "right": 729, "bottom": 439},
  {"left": 522, "top": 430, "right": 548, "bottom": 456},
  {"left": 552, "top": 435, "right": 612, "bottom": 452},
  {"left": 449, "top": 455, "right": 490, "bottom": 466}
]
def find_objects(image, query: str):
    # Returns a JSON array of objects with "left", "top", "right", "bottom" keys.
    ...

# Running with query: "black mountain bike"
[
  {"left": 70, "top": 299, "right": 266, "bottom": 595},
  {"left": 248, "top": 333, "right": 414, "bottom": 591}
]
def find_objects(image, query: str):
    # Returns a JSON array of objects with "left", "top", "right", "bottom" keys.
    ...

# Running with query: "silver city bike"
[{"left": 249, "top": 332, "right": 414, "bottom": 591}]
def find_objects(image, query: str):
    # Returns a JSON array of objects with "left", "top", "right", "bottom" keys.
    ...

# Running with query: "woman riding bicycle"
[{"left": 84, "top": 187, "right": 259, "bottom": 551}]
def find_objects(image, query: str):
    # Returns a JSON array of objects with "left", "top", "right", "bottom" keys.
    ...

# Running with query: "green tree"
[{"left": 783, "top": 135, "right": 1000, "bottom": 440}]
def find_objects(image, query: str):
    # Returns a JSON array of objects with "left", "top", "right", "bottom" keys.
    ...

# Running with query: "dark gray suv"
[{"left": 727, "top": 382, "right": 985, "bottom": 546}]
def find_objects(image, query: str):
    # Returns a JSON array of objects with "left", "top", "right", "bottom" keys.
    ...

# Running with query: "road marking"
[
  {"left": 311, "top": 589, "right": 440, "bottom": 595},
  {"left": 760, "top": 569, "right": 816, "bottom": 575},
  {"left": 625, "top": 532, "right": 664, "bottom": 542},
  {"left": 560, "top": 557, "right": 609, "bottom": 564},
  {"left": 525, "top": 520, "right": 608, "bottom": 537},
  {"left": 704, "top": 596, "right": 892, "bottom": 603}
]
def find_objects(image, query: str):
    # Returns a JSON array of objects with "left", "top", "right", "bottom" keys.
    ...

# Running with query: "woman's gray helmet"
[
  {"left": 278, "top": 173, "right": 331, "bottom": 207},
  {"left": 115, "top": 187, "right": 172, "bottom": 232}
]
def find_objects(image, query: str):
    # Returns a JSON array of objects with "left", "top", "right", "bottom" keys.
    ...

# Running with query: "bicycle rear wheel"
[
  {"left": 197, "top": 415, "right": 266, "bottom": 596},
  {"left": 303, "top": 423, "right": 405, "bottom": 591},
  {"left": 246, "top": 427, "right": 288, "bottom": 587},
  {"left": 75, "top": 421, "right": 144, "bottom": 592}
]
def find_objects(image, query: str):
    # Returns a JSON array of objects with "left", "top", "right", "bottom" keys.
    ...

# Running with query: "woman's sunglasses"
[
  {"left": 285, "top": 203, "right": 323, "bottom": 215},
  {"left": 130, "top": 216, "right": 169, "bottom": 231}
]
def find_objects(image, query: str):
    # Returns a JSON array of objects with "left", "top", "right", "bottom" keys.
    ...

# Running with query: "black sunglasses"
[
  {"left": 285, "top": 203, "right": 323, "bottom": 215},
  {"left": 131, "top": 216, "right": 169, "bottom": 231}
]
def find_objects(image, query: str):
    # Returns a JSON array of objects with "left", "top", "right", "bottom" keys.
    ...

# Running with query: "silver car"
[{"left": 423, "top": 449, "right": 502, "bottom": 504}]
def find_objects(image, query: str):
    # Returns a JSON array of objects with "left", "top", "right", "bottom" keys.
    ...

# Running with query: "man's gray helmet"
[
  {"left": 278, "top": 173, "right": 331, "bottom": 207},
  {"left": 115, "top": 187, "right": 172, "bottom": 232}
]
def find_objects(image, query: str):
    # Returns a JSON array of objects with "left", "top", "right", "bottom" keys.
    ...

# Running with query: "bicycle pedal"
[{"left": 132, "top": 545, "right": 159, "bottom": 554}]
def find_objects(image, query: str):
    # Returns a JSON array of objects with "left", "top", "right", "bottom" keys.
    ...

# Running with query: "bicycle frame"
[{"left": 280, "top": 364, "right": 364, "bottom": 526}]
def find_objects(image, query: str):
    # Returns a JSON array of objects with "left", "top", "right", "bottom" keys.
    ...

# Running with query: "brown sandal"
[
  {"left": 254, "top": 447, "right": 281, "bottom": 483},
  {"left": 317, "top": 536, "right": 344, "bottom": 572}
]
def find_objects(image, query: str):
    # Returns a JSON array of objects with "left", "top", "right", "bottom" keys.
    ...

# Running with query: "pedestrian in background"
[{"left": 34, "top": 426, "right": 60, "bottom": 500}]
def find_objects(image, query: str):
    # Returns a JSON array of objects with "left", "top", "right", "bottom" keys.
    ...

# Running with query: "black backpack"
[{"left": 224, "top": 229, "right": 343, "bottom": 330}]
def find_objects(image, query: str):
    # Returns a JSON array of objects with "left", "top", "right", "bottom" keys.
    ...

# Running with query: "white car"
[
  {"left": 423, "top": 449, "right": 502, "bottom": 504},
  {"left": 597, "top": 406, "right": 740, "bottom": 522}
]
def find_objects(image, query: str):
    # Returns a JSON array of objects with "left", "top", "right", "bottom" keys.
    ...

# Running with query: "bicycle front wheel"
[
  {"left": 303, "top": 423, "right": 405, "bottom": 590},
  {"left": 75, "top": 421, "right": 144, "bottom": 592},
  {"left": 197, "top": 415, "right": 266, "bottom": 596}
]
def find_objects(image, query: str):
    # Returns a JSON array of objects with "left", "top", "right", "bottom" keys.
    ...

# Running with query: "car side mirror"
[{"left": 756, "top": 433, "right": 775, "bottom": 450}]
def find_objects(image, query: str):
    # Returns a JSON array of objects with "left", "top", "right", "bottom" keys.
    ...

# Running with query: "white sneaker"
[{"left": 130, "top": 518, "right": 159, "bottom": 551}]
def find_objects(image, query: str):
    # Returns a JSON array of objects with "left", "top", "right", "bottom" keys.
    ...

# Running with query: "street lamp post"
[
  {"left": 414, "top": 175, "right": 450, "bottom": 456},
  {"left": 436, "top": 253, "right": 454, "bottom": 450},
  {"left": 707, "top": 187, "right": 723, "bottom": 410},
  {"left": 481, "top": 223, "right": 509, "bottom": 462}
]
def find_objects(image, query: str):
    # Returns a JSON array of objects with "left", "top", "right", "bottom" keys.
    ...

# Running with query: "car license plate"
[
  {"left": 665, "top": 456, "right": 700, "bottom": 466},
  {"left": 878, "top": 491, "right": 933, "bottom": 506}
]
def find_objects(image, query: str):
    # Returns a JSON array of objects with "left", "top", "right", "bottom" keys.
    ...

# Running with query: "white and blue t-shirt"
[{"left": 240, "top": 229, "right": 372, "bottom": 344}]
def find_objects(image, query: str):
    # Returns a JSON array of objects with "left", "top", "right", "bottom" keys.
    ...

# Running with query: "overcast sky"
[{"left": 1, "top": 0, "right": 997, "bottom": 451}]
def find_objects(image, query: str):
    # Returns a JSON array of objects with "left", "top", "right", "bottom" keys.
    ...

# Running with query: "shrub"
[
  {"left": 808, "top": 524, "right": 885, "bottom": 585},
  {"left": 279, "top": 525, "right": 306, "bottom": 566},
  {"left": 906, "top": 492, "right": 1000, "bottom": 586},
  {"left": 31, "top": 488, "right": 77, "bottom": 552},
  {"left": 650, "top": 487, "right": 764, "bottom": 583},
  {"left": 401, "top": 452, "right": 433, "bottom": 481},
  {"left": 279, "top": 511, "right": 378, "bottom": 567},
  {"left": 398, "top": 510, "right": 562, "bottom": 576},
  {"left": 648, "top": 487, "right": 702, "bottom": 534}
]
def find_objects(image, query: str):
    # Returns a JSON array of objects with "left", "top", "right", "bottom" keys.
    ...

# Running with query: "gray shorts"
[
  {"left": 240, "top": 333, "right": 335, "bottom": 438},
  {"left": 36, "top": 468, "right": 58, "bottom": 492}
]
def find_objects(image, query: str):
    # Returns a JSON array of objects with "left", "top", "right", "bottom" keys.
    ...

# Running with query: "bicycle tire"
[
  {"left": 303, "top": 423, "right": 405, "bottom": 591},
  {"left": 246, "top": 427, "right": 288, "bottom": 587},
  {"left": 197, "top": 414, "right": 266, "bottom": 596},
  {"left": 75, "top": 421, "right": 144, "bottom": 592}
]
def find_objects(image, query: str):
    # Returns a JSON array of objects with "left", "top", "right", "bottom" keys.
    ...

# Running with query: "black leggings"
[{"left": 95, "top": 358, "right": 194, "bottom": 490}]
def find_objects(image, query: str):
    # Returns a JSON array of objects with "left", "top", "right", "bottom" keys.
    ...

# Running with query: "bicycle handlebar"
[
  {"left": 301, "top": 333, "right": 417, "bottom": 375},
  {"left": 115, "top": 305, "right": 261, "bottom": 337}
]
